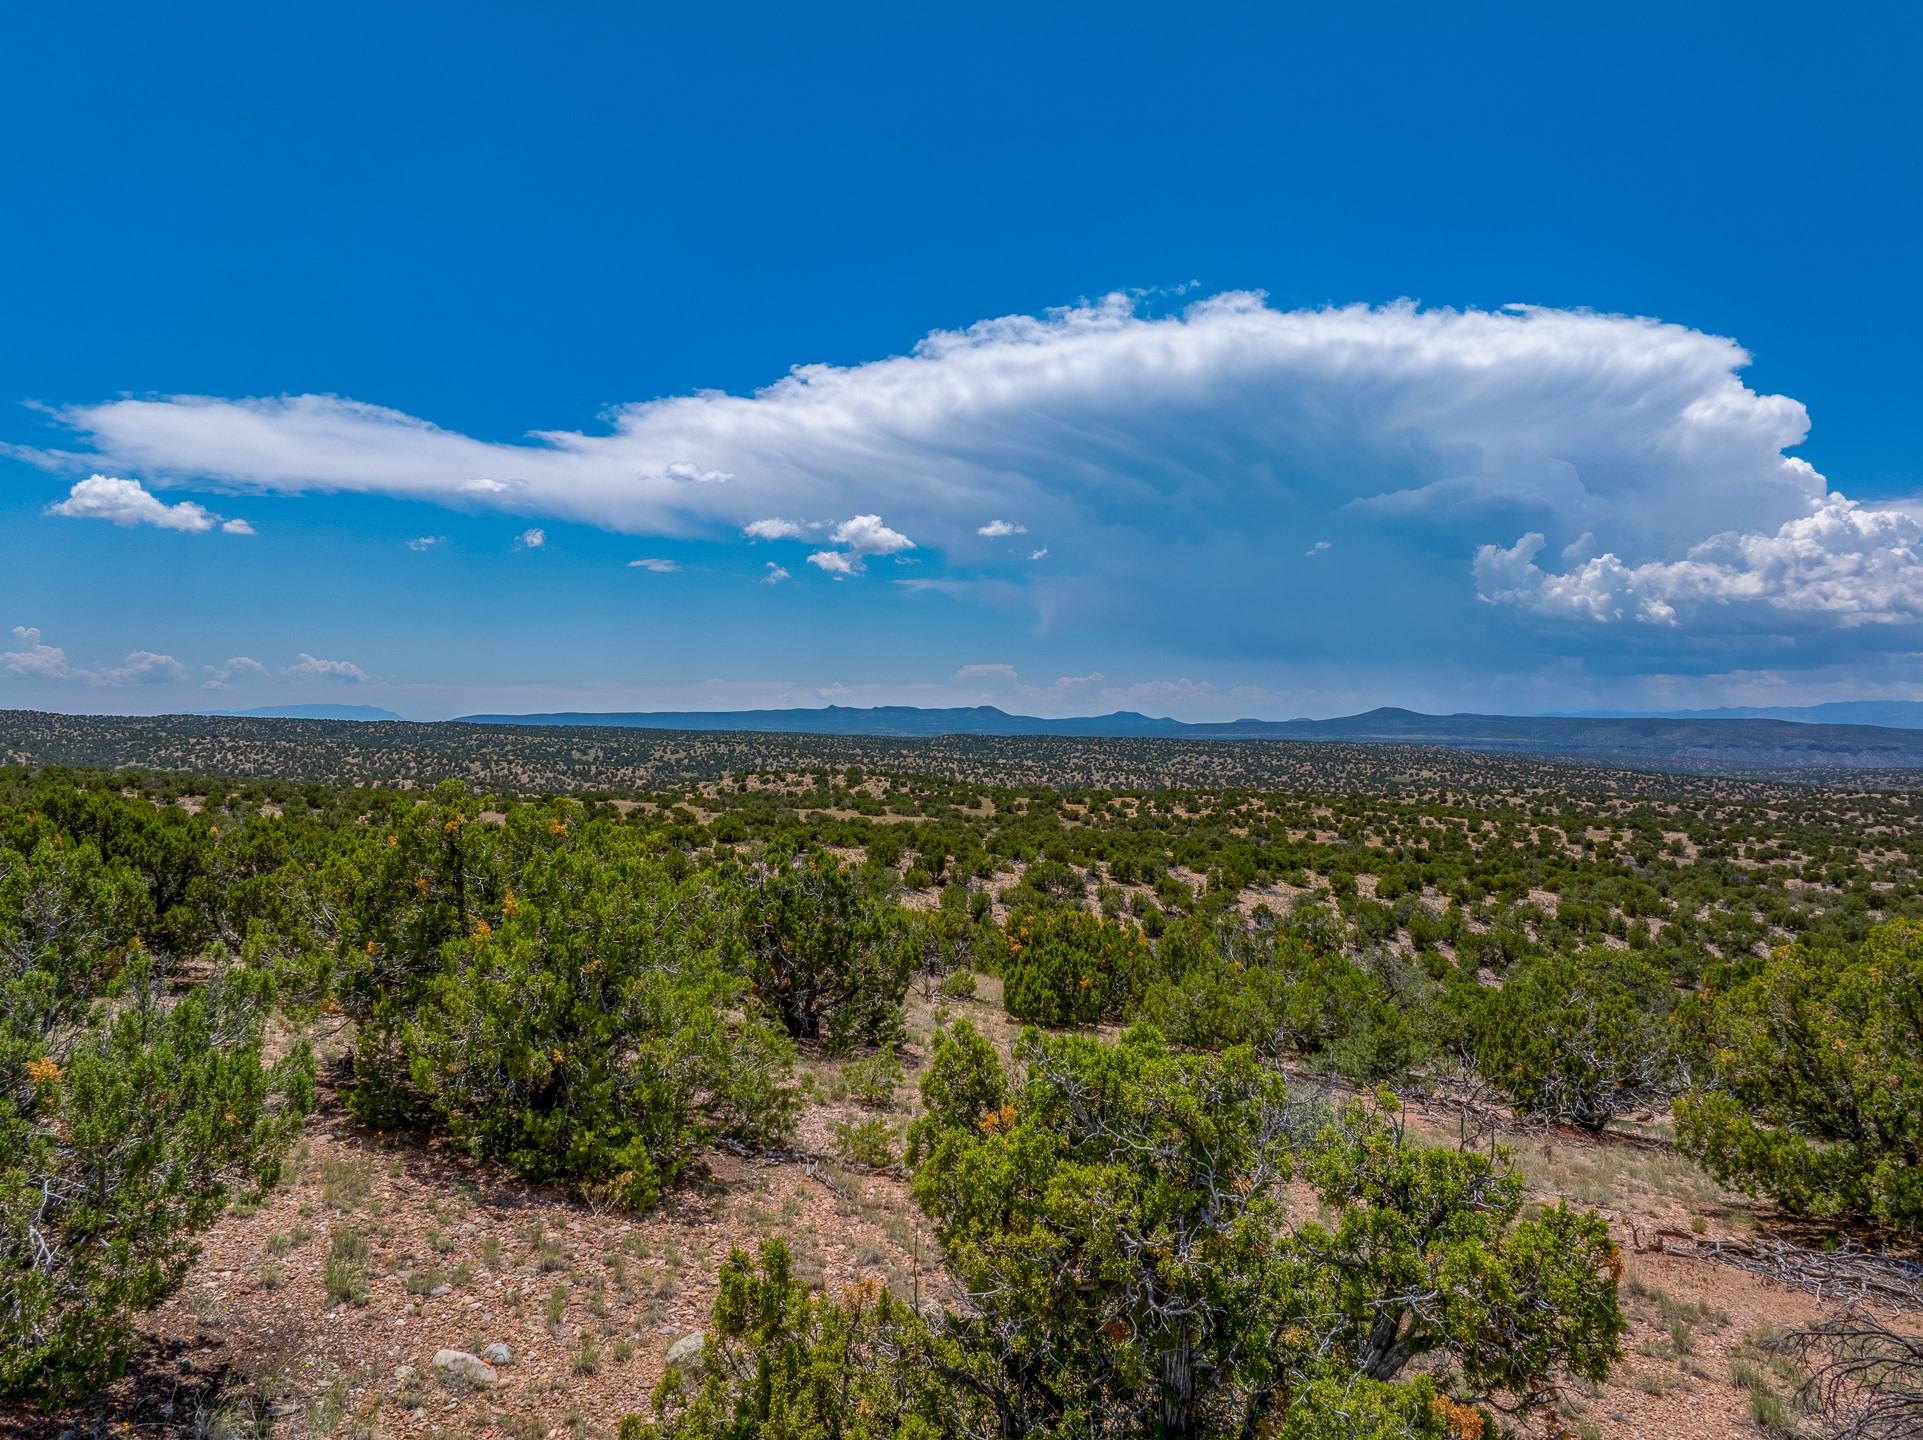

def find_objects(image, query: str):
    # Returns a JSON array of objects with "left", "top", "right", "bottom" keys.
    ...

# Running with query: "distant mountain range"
[
  {"left": 453, "top": 701, "right": 1923, "bottom": 738},
  {"left": 165, "top": 700, "right": 1923, "bottom": 771},
  {"left": 1558, "top": 701, "right": 1923, "bottom": 729},
  {"left": 209, "top": 704, "right": 409, "bottom": 722},
  {"left": 445, "top": 703, "right": 1923, "bottom": 768}
]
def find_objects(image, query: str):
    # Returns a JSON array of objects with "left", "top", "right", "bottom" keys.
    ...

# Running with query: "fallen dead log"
[{"left": 1632, "top": 1226, "right": 1923, "bottom": 1310}]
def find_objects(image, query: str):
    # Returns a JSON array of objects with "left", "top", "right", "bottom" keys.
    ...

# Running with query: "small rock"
[
  {"left": 428, "top": 1284, "right": 452, "bottom": 1297},
  {"left": 664, "top": 1332, "right": 707, "bottom": 1376},
  {"left": 395, "top": 1365, "right": 417, "bottom": 1382},
  {"left": 481, "top": 1343, "right": 514, "bottom": 1365},
  {"left": 432, "top": 1349, "right": 500, "bottom": 1387}
]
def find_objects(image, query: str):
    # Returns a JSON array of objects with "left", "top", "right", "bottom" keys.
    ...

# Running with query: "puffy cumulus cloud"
[
  {"left": 807, "top": 550, "right": 861, "bottom": 578},
  {"left": 761, "top": 563, "right": 791, "bottom": 585},
  {"left": 1, "top": 626, "right": 185, "bottom": 685},
  {"left": 101, "top": 651, "right": 188, "bottom": 684},
  {"left": 1476, "top": 496, "right": 1923, "bottom": 627},
  {"left": 799, "top": 513, "right": 913, "bottom": 577},
  {"left": 282, "top": 653, "right": 368, "bottom": 682},
  {"left": 46, "top": 474, "right": 253, "bottom": 534},
  {"left": 516, "top": 527, "right": 546, "bottom": 549},
  {"left": 32, "top": 293, "right": 1914, "bottom": 669},
  {"left": 0, "top": 627, "right": 80, "bottom": 681},
  {"left": 978, "top": 519, "right": 1027, "bottom": 537},
  {"left": 203, "top": 656, "right": 272, "bottom": 689},
  {"left": 832, "top": 514, "right": 913, "bottom": 553}
]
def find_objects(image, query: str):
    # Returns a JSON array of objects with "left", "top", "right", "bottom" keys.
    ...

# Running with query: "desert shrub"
[
  {"left": 1010, "top": 857, "right": 1084, "bottom": 905},
  {"left": 938, "top": 967, "right": 978, "bottom": 999},
  {"left": 625, "top": 1239, "right": 946, "bottom": 1440},
  {"left": 0, "top": 950, "right": 313, "bottom": 1402},
  {"left": 648, "top": 1024, "right": 1626, "bottom": 1439},
  {"left": 843, "top": 1044, "right": 905, "bottom": 1108},
  {"left": 905, "top": 1019, "right": 1006, "bottom": 1167},
  {"left": 915, "top": 1022, "right": 1623, "bottom": 1430},
  {"left": 1137, "top": 920, "right": 1428, "bottom": 1080},
  {"left": 393, "top": 845, "right": 796, "bottom": 1209},
  {"left": 909, "top": 1025, "right": 1624, "bottom": 1436},
  {"left": 904, "top": 905, "right": 983, "bottom": 999},
  {"left": 329, "top": 783, "right": 510, "bottom": 1023},
  {"left": 1472, "top": 948, "right": 1681, "bottom": 1133},
  {"left": 1675, "top": 920, "right": 1923, "bottom": 1229},
  {"left": 1000, "top": 907, "right": 1149, "bottom": 1026},
  {"left": 863, "top": 829, "right": 905, "bottom": 871},
  {"left": 737, "top": 850, "right": 914, "bottom": 1052},
  {"left": 832, "top": 1117, "right": 899, "bottom": 1168},
  {"left": 16, "top": 786, "right": 216, "bottom": 957}
]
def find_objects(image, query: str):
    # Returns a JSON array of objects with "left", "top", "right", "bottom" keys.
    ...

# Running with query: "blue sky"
[{"left": 2, "top": 1, "right": 1919, "bottom": 720}]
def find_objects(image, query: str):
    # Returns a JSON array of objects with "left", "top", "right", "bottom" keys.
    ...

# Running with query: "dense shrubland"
[
  {"left": 0, "top": 800, "right": 314, "bottom": 1401},
  {"left": 3, "top": 758, "right": 1921, "bottom": 1415}
]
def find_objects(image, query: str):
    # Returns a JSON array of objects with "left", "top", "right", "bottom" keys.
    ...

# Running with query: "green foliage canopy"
[{"left": 1676, "top": 920, "right": 1923, "bottom": 1231}]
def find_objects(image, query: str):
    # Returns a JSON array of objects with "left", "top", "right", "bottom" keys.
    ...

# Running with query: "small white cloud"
[
  {"left": 744, "top": 517, "right": 809, "bottom": 541},
  {"left": 1, "top": 626, "right": 185, "bottom": 685},
  {"left": 978, "top": 519, "right": 1027, "bottom": 537},
  {"left": 664, "top": 462, "right": 731, "bottom": 484},
  {"left": 282, "top": 653, "right": 368, "bottom": 682},
  {"left": 951, "top": 662, "right": 1108, "bottom": 705},
  {"left": 47, "top": 474, "right": 249, "bottom": 534},
  {"left": 460, "top": 478, "right": 512, "bottom": 495},
  {"left": 406, "top": 535, "right": 446, "bottom": 552},
  {"left": 808, "top": 550, "right": 861, "bottom": 578},
  {"left": 2, "top": 626, "right": 81, "bottom": 680},
  {"left": 761, "top": 563, "right": 791, "bottom": 585},
  {"left": 801, "top": 514, "right": 914, "bottom": 577},
  {"left": 628, "top": 557, "right": 678, "bottom": 573},
  {"left": 1306, "top": 540, "right": 1331, "bottom": 557},
  {"left": 1029, "top": 546, "right": 1049, "bottom": 561},
  {"left": 102, "top": 651, "right": 187, "bottom": 685},
  {"left": 1561, "top": 532, "right": 1596, "bottom": 563},
  {"left": 830, "top": 514, "right": 913, "bottom": 554},
  {"left": 516, "top": 527, "right": 546, "bottom": 549},
  {"left": 202, "top": 656, "right": 271, "bottom": 690},
  {"left": 953, "top": 663, "right": 1021, "bottom": 683}
]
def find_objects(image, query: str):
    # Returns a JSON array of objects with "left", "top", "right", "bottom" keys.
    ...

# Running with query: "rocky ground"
[{"left": 3, "top": 979, "right": 1909, "bottom": 1440}]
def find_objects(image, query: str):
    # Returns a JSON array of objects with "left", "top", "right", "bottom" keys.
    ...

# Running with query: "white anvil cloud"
[{"left": 29, "top": 293, "right": 1917, "bottom": 632}]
